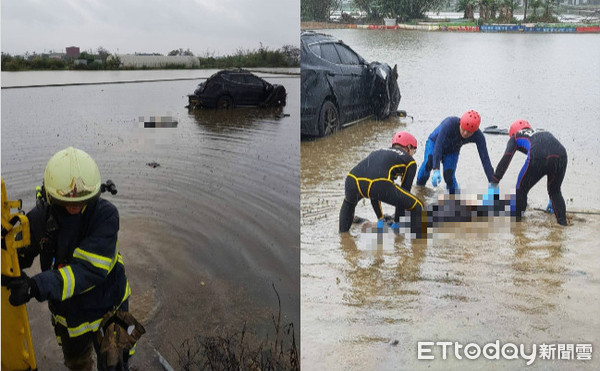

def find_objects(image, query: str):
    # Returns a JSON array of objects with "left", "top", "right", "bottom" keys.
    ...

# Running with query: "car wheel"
[
  {"left": 216, "top": 95, "right": 233, "bottom": 109},
  {"left": 318, "top": 101, "right": 340, "bottom": 137}
]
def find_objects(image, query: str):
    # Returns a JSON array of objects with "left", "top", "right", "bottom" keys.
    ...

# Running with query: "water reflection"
[
  {"left": 301, "top": 115, "right": 411, "bottom": 188},
  {"left": 2, "top": 75, "right": 301, "bottom": 369},
  {"left": 188, "top": 106, "right": 286, "bottom": 130},
  {"left": 510, "top": 219, "right": 566, "bottom": 317},
  {"left": 339, "top": 233, "right": 426, "bottom": 310}
]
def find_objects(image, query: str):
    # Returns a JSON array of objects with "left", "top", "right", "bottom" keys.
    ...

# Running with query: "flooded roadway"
[
  {"left": 301, "top": 30, "right": 600, "bottom": 370},
  {"left": 1, "top": 69, "right": 300, "bottom": 369}
]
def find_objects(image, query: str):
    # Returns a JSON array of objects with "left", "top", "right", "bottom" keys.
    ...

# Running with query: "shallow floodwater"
[
  {"left": 301, "top": 30, "right": 600, "bottom": 370},
  {"left": 1, "top": 70, "right": 299, "bottom": 369}
]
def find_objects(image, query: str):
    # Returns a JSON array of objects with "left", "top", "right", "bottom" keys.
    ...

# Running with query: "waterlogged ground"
[
  {"left": 302, "top": 128, "right": 600, "bottom": 371},
  {"left": 300, "top": 30, "right": 600, "bottom": 370},
  {"left": 1, "top": 70, "right": 300, "bottom": 370}
]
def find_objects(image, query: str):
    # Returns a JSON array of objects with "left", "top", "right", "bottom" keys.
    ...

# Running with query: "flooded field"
[
  {"left": 1, "top": 70, "right": 300, "bottom": 369},
  {"left": 301, "top": 30, "right": 600, "bottom": 370}
]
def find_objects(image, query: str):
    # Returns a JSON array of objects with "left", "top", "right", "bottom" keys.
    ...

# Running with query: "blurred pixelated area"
[
  {"left": 358, "top": 192, "right": 516, "bottom": 239},
  {"left": 139, "top": 115, "right": 178, "bottom": 128}
]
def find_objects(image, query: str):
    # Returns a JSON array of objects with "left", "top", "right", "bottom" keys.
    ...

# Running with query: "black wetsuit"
[
  {"left": 492, "top": 129, "right": 568, "bottom": 225},
  {"left": 339, "top": 147, "right": 424, "bottom": 234}
]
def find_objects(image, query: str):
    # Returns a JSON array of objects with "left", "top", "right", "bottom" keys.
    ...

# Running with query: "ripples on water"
[{"left": 1, "top": 73, "right": 300, "bottom": 368}]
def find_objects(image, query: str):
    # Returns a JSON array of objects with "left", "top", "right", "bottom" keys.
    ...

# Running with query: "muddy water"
[
  {"left": 301, "top": 30, "right": 600, "bottom": 370},
  {"left": 1, "top": 70, "right": 299, "bottom": 369}
]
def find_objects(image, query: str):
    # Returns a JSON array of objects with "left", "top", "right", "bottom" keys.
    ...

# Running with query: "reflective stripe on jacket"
[{"left": 25, "top": 198, "right": 130, "bottom": 338}]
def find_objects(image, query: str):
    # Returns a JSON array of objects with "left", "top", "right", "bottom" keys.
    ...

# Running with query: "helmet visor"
[{"left": 47, "top": 191, "right": 99, "bottom": 208}]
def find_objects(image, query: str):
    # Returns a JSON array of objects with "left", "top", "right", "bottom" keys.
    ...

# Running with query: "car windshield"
[
  {"left": 223, "top": 74, "right": 245, "bottom": 83},
  {"left": 244, "top": 75, "right": 263, "bottom": 85},
  {"left": 308, "top": 44, "right": 321, "bottom": 58},
  {"left": 320, "top": 43, "right": 342, "bottom": 64},
  {"left": 334, "top": 44, "right": 361, "bottom": 65}
]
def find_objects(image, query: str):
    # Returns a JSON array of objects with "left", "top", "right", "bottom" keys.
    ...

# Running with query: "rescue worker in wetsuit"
[
  {"left": 339, "top": 131, "right": 425, "bottom": 237},
  {"left": 416, "top": 110, "right": 495, "bottom": 193},
  {"left": 6, "top": 147, "right": 134, "bottom": 371},
  {"left": 491, "top": 120, "right": 568, "bottom": 226}
]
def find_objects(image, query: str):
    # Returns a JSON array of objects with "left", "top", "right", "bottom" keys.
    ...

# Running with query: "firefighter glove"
[{"left": 7, "top": 272, "right": 39, "bottom": 306}]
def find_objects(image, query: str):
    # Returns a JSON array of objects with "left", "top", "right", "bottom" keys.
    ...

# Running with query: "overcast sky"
[{"left": 1, "top": 0, "right": 300, "bottom": 56}]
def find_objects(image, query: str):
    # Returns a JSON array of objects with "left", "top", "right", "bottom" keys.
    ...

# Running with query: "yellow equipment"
[{"left": 1, "top": 178, "right": 37, "bottom": 371}]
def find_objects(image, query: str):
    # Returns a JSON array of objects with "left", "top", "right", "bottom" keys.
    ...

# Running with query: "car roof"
[
  {"left": 218, "top": 68, "right": 254, "bottom": 75},
  {"left": 301, "top": 30, "right": 339, "bottom": 46},
  {"left": 207, "top": 68, "right": 263, "bottom": 81},
  {"left": 301, "top": 30, "right": 368, "bottom": 64}
]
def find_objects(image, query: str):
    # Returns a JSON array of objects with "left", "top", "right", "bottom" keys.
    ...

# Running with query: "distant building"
[
  {"left": 49, "top": 53, "right": 66, "bottom": 60},
  {"left": 66, "top": 46, "right": 80, "bottom": 58}
]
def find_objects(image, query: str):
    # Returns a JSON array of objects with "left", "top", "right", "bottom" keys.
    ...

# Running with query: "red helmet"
[
  {"left": 392, "top": 131, "right": 417, "bottom": 149},
  {"left": 460, "top": 110, "right": 481, "bottom": 132},
  {"left": 509, "top": 119, "right": 531, "bottom": 138}
]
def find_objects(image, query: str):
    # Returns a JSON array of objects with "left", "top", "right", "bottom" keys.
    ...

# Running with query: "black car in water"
[
  {"left": 301, "top": 31, "right": 401, "bottom": 137},
  {"left": 188, "top": 69, "right": 287, "bottom": 109}
]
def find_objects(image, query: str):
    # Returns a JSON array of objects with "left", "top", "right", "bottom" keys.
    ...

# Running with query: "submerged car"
[
  {"left": 301, "top": 31, "right": 401, "bottom": 137},
  {"left": 188, "top": 69, "right": 286, "bottom": 109}
]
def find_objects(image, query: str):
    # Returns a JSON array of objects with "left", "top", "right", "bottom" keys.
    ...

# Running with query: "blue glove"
[
  {"left": 431, "top": 170, "right": 442, "bottom": 187},
  {"left": 391, "top": 222, "right": 401, "bottom": 233},
  {"left": 482, "top": 183, "right": 498, "bottom": 206},
  {"left": 376, "top": 219, "right": 385, "bottom": 229},
  {"left": 546, "top": 200, "right": 554, "bottom": 213}
]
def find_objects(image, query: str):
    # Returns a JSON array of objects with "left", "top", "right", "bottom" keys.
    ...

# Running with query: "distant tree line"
[
  {"left": 168, "top": 48, "right": 195, "bottom": 56},
  {"left": 196, "top": 44, "right": 300, "bottom": 69},
  {"left": 1, "top": 53, "right": 69, "bottom": 71},
  {"left": 302, "top": 0, "right": 446, "bottom": 22},
  {"left": 302, "top": 0, "right": 569, "bottom": 23},
  {"left": 1, "top": 44, "right": 300, "bottom": 71},
  {"left": 302, "top": 0, "right": 340, "bottom": 21},
  {"left": 1, "top": 47, "right": 122, "bottom": 71},
  {"left": 456, "top": 0, "right": 559, "bottom": 23}
]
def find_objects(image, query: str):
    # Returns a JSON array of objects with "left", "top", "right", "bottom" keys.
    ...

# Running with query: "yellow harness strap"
[
  {"left": 348, "top": 163, "right": 423, "bottom": 211},
  {"left": 347, "top": 173, "right": 368, "bottom": 199}
]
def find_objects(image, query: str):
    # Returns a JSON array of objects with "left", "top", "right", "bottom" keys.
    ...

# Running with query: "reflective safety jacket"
[{"left": 21, "top": 198, "right": 130, "bottom": 338}]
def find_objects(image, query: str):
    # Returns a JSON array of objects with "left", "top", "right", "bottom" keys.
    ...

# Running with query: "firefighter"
[{"left": 7, "top": 147, "right": 137, "bottom": 371}]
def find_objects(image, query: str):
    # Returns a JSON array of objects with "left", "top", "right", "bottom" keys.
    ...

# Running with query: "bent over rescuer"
[
  {"left": 491, "top": 120, "right": 568, "bottom": 226},
  {"left": 339, "top": 131, "right": 425, "bottom": 237},
  {"left": 417, "top": 110, "right": 494, "bottom": 193}
]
